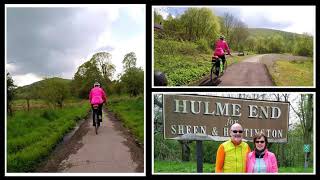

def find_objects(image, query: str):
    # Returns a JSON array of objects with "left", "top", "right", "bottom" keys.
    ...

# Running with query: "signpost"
[
  {"left": 163, "top": 94, "right": 290, "bottom": 172},
  {"left": 304, "top": 144, "right": 311, "bottom": 170}
]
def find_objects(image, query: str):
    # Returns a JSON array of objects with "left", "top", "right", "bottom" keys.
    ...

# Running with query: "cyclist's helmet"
[
  {"left": 219, "top": 35, "right": 225, "bottom": 40},
  {"left": 94, "top": 82, "right": 100, "bottom": 87},
  {"left": 154, "top": 71, "right": 168, "bottom": 86}
]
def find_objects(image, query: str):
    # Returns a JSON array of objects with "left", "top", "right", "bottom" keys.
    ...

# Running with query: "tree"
[
  {"left": 40, "top": 78, "right": 70, "bottom": 108},
  {"left": 91, "top": 52, "right": 116, "bottom": 85},
  {"left": 230, "top": 19, "right": 249, "bottom": 51},
  {"left": 293, "top": 34, "right": 313, "bottom": 57},
  {"left": 180, "top": 8, "right": 220, "bottom": 42},
  {"left": 244, "top": 36, "right": 257, "bottom": 52},
  {"left": 154, "top": 10, "right": 164, "bottom": 24},
  {"left": 122, "top": 52, "right": 137, "bottom": 71},
  {"left": 221, "top": 12, "right": 235, "bottom": 42},
  {"left": 7, "top": 72, "right": 16, "bottom": 115},
  {"left": 290, "top": 94, "right": 313, "bottom": 167},
  {"left": 120, "top": 67, "right": 144, "bottom": 96},
  {"left": 72, "top": 58, "right": 104, "bottom": 98},
  {"left": 267, "top": 34, "right": 285, "bottom": 53}
]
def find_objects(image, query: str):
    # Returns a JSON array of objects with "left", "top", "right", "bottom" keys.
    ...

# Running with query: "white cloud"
[
  {"left": 6, "top": 63, "right": 16, "bottom": 73},
  {"left": 106, "top": 32, "right": 145, "bottom": 80},
  {"left": 155, "top": 7, "right": 170, "bottom": 20},
  {"left": 237, "top": 6, "right": 315, "bottom": 35},
  {"left": 13, "top": 73, "right": 43, "bottom": 87},
  {"left": 126, "top": 5, "right": 145, "bottom": 25}
]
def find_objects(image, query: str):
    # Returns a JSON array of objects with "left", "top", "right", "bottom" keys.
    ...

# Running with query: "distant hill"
[
  {"left": 248, "top": 28, "right": 310, "bottom": 40},
  {"left": 14, "top": 77, "right": 72, "bottom": 99}
]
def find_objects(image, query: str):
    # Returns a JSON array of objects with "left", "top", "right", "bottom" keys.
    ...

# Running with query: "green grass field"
[
  {"left": 107, "top": 95, "right": 144, "bottom": 144},
  {"left": 154, "top": 160, "right": 314, "bottom": 173},
  {"left": 270, "top": 59, "right": 313, "bottom": 86},
  {"left": 7, "top": 100, "right": 90, "bottom": 172}
]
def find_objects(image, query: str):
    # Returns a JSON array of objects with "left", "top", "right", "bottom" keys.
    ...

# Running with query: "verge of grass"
[
  {"left": 7, "top": 101, "right": 90, "bottom": 172},
  {"left": 107, "top": 95, "right": 144, "bottom": 144},
  {"left": 154, "top": 160, "right": 214, "bottom": 173},
  {"left": 270, "top": 59, "right": 313, "bottom": 86},
  {"left": 154, "top": 160, "right": 314, "bottom": 173}
]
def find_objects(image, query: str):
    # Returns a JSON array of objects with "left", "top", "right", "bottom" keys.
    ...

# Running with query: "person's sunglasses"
[
  {"left": 255, "top": 141, "right": 265, "bottom": 144},
  {"left": 232, "top": 130, "right": 243, "bottom": 134}
]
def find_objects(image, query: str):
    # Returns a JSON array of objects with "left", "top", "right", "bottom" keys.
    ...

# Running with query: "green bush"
[{"left": 196, "top": 38, "right": 211, "bottom": 54}]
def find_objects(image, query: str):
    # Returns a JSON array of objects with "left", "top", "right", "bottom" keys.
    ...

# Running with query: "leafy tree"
[
  {"left": 154, "top": 10, "right": 164, "bottom": 24},
  {"left": 244, "top": 36, "right": 257, "bottom": 52},
  {"left": 7, "top": 72, "right": 16, "bottom": 115},
  {"left": 72, "top": 58, "right": 104, "bottom": 98},
  {"left": 39, "top": 78, "right": 70, "bottom": 108},
  {"left": 120, "top": 67, "right": 144, "bottom": 97},
  {"left": 123, "top": 52, "right": 137, "bottom": 71},
  {"left": 180, "top": 8, "right": 220, "bottom": 42},
  {"left": 293, "top": 34, "right": 313, "bottom": 57},
  {"left": 267, "top": 34, "right": 285, "bottom": 53},
  {"left": 91, "top": 52, "right": 115, "bottom": 85}
]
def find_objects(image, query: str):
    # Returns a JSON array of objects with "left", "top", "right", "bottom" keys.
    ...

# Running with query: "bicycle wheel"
[
  {"left": 220, "top": 59, "right": 227, "bottom": 76},
  {"left": 224, "top": 60, "right": 228, "bottom": 72},
  {"left": 95, "top": 114, "right": 98, "bottom": 134},
  {"left": 93, "top": 109, "right": 98, "bottom": 135},
  {"left": 210, "top": 62, "right": 218, "bottom": 82}
]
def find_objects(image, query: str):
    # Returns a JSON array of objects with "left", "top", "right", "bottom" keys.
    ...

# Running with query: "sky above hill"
[
  {"left": 154, "top": 6, "right": 315, "bottom": 36},
  {"left": 6, "top": 4, "right": 145, "bottom": 87}
]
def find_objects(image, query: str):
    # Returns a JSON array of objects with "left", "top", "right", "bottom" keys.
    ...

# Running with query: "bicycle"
[
  {"left": 92, "top": 104, "right": 100, "bottom": 134},
  {"left": 210, "top": 55, "right": 228, "bottom": 82}
]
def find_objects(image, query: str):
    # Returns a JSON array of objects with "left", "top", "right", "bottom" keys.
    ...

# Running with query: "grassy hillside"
[
  {"left": 14, "top": 77, "right": 72, "bottom": 99},
  {"left": 248, "top": 28, "right": 304, "bottom": 39}
]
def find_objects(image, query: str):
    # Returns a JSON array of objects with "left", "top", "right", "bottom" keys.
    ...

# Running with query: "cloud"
[
  {"left": 12, "top": 73, "right": 43, "bottom": 87},
  {"left": 6, "top": 5, "right": 145, "bottom": 86}
]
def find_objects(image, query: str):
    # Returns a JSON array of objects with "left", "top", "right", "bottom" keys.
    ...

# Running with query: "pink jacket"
[
  {"left": 214, "top": 39, "right": 230, "bottom": 56},
  {"left": 246, "top": 149, "right": 278, "bottom": 173},
  {"left": 89, "top": 87, "right": 107, "bottom": 105}
]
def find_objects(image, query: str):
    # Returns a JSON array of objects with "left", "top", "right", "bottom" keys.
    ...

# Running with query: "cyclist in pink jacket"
[
  {"left": 213, "top": 35, "right": 232, "bottom": 73},
  {"left": 89, "top": 82, "right": 107, "bottom": 126},
  {"left": 246, "top": 132, "right": 278, "bottom": 173}
]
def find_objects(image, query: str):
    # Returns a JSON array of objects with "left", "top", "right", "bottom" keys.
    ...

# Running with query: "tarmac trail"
[
  {"left": 37, "top": 108, "right": 143, "bottom": 173},
  {"left": 198, "top": 55, "right": 274, "bottom": 86}
]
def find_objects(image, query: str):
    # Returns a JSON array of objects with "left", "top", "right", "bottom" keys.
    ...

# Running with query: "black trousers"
[
  {"left": 217, "top": 54, "right": 226, "bottom": 67},
  {"left": 92, "top": 104, "right": 103, "bottom": 125}
]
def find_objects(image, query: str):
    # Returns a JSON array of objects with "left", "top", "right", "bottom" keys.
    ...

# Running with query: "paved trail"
[
  {"left": 197, "top": 55, "right": 274, "bottom": 86},
  {"left": 37, "top": 109, "right": 143, "bottom": 173}
]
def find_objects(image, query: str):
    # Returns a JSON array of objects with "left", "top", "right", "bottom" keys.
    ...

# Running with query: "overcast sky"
[
  {"left": 154, "top": 6, "right": 315, "bottom": 36},
  {"left": 6, "top": 4, "right": 145, "bottom": 87}
]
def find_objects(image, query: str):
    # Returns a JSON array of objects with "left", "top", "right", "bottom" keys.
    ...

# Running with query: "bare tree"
[{"left": 222, "top": 12, "right": 235, "bottom": 40}]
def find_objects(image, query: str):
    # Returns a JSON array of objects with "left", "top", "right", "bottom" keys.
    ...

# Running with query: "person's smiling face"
[
  {"left": 230, "top": 124, "right": 243, "bottom": 145},
  {"left": 255, "top": 136, "right": 266, "bottom": 151}
]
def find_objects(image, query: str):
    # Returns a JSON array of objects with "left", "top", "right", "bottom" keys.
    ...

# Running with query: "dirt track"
[{"left": 36, "top": 109, "right": 144, "bottom": 173}]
